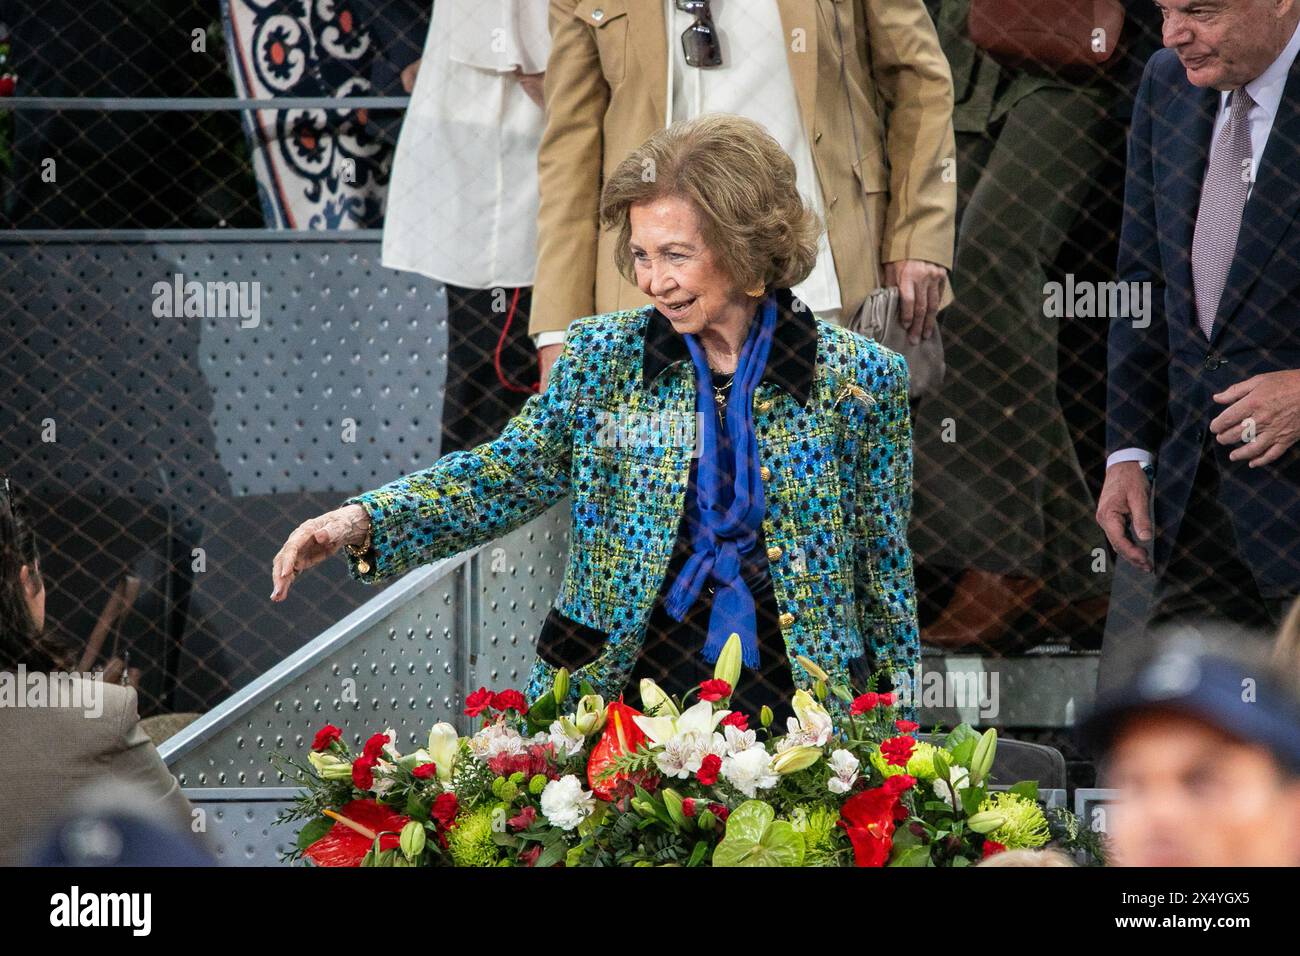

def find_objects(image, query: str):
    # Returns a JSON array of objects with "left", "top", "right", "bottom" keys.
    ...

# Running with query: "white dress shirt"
[
  {"left": 382, "top": 0, "right": 551, "bottom": 289},
  {"left": 535, "top": 0, "right": 843, "bottom": 350},
  {"left": 1106, "top": 17, "right": 1300, "bottom": 472}
]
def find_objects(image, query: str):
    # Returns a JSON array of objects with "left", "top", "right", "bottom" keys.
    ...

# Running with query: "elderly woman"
[{"left": 271, "top": 114, "right": 919, "bottom": 722}]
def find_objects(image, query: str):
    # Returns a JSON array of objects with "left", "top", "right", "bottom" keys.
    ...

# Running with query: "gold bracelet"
[{"left": 345, "top": 514, "right": 373, "bottom": 573}]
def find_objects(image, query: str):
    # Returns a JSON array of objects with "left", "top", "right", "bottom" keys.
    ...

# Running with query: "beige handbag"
[
  {"left": 848, "top": 286, "right": 947, "bottom": 399},
  {"left": 832, "top": 1, "right": 947, "bottom": 399}
]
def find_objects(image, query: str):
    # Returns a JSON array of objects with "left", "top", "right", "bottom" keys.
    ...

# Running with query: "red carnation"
[
  {"left": 850, "top": 692, "right": 880, "bottom": 715},
  {"left": 699, "top": 679, "right": 732, "bottom": 702},
  {"left": 362, "top": 732, "right": 390, "bottom": 760},
  {"left": 411, "top": 762, "right": 438, "bottom": 780},
  {"left": 882, "top": 773, "right": 916, "bottom": 795},
  {"left": 696, "top": 753, "right": 722, "bottom": 786},
  {"left": 492, "top": 689, "right": 528, "bottom": 713},
  {"left": 682, "top": 798, "right": 697, "bottom": 818},
  {"left": 351, "top": 755, "right": 376, "bottom": 790},
  {"left": 465, "top": 687, "right": 494, "bottom": 717},
  {"left": 879, "top": 735, "right": 916, "bottom": 767},
  {"left": 878, "top": 692, "right": 895, "bottom": 706},
  {"left": 982, "top": 839, "right": 1007, "bottom": 859},
  {"left": 895, "top": 719, "right": 919, "bottom": 733},
  {"left": 312, "top": 724, "right": 342, "bottom": 752},
  {"left": 720, "top": 711, "right": 749, "bottom": 731},
  {"left": 838, "top": 787, "right": 900, "bottom": 867},
  {"left": 708, "top": 802, "right": 730, "bottom": 822},
  {"left": 431, "top": 792, "right": 459, "bottom": 829},
  {"left": 0, "top": 77, "right": 15, "bottom": 98}
]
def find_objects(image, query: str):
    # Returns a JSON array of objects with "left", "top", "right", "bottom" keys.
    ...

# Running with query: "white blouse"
[{"left": 381, "top": 0, "right": 551, "bottom": 289}]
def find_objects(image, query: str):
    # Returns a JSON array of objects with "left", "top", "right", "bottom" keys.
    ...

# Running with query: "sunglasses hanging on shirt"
[{"left": 676, "top": 0, "right": 723, "bottom": 68}]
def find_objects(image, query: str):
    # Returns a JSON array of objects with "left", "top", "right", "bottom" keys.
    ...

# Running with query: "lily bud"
[
  {"left": 426, "top": 722, "right": 460, "bottom": 784},
  {"left": 662, "top": 788, "right": 687, "bottom": 827},
  {"left": 970, "top": 728, "right": 998, "bottom": 786},
  {"left": 639, "top": 679, "right": 680, "bottom": 719},
  {"left": 771, "top": 745, "right": 823, "bottom": 775},
  {"left": 399, "top": 820, "right": 426, "bottom": 861},
  {"left": 760, "top": 705, "right": 774, "bottom": 728},
  {"left": 714, "top": 634, "right": 744, "bottom": 691},
  {"left": 966, "top": 810, "right": 1007, "bottom": 834},
  {"left": 308, "top": 751, "right": 354, "bottom": 781},
  {"left": 796, "top": 655, "right": 830, "bottom": 683},
  {"left": 574, "top": 694, "right": 607, "bottom": 736},
  {"left": 697, "top": 808, "right": 717, "bottom": 831},
  {"left": 553, "top": 667, "right": 570, "bottom": 706}
]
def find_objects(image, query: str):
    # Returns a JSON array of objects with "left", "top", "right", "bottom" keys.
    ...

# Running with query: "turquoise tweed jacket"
[{"left": 342, "top": 289, "right": 919, "bottom": 717}]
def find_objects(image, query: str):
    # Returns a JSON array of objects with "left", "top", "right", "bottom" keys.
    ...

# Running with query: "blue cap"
[{"left": 1078, "top": 641, "right": 1300, "bottom": 773}]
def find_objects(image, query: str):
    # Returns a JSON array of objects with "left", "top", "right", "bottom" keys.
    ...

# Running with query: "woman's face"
[{"left": 629, "top": 196, "right": 752, "bottom": 336}]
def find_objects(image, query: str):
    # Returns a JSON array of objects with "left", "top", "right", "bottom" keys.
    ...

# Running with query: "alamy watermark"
[
  {"left": 0, "top": 666, "right": 105, "bottom": 718},
  {"left": 1043, "top": 274, "right": 1152, "bottom": 328},
  {"left": 151, "top": 272, "right": 261, "bottom": 328}
]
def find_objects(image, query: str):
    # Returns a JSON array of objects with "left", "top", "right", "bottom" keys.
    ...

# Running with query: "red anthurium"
[
  {"left": 586, "top": 699, "right": 647, "bottom": 800},
  {"left": 303, "top": 799, "right": 409, "bottom": 867},
  {"left": 838, "top": 787, "right": 900, "bottom": 868}
]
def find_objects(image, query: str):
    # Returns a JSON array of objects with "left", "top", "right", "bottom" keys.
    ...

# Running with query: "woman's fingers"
[{"left": 271, "top": 513, "right": 350, "bottom": 601}]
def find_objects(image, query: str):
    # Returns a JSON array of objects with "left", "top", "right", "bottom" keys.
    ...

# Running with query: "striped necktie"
[{"left": 1191, "top": 87, "right": 1256, "bottom": 340}]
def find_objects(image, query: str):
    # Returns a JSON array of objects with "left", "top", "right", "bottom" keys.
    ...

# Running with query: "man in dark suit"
[{"left": 1100, "top": 0, "right": 1300, "bottom": 639}]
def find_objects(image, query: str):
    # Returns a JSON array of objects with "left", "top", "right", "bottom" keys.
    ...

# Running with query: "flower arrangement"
[{"left": 272, "top": 635, "right": 1103, "bottom": 867}]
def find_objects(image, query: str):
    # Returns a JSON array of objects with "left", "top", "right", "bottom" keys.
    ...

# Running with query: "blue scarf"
[{"left": 663, "top": 294, "right": 778, "bottom": 667}]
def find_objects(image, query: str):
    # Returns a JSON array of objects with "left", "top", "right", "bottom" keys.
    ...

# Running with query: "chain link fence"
[{"left": 6, "top": 1, "right": 1292, "bottom": 790}]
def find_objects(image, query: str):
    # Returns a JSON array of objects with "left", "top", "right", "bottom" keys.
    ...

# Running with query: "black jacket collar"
[{"left": 641, "top": 287, "right": 818, "bottom": 406}]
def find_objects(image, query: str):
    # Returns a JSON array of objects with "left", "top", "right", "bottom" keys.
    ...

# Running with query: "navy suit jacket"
[{"left": 1109, "top": 48, "right": 1300, "bottom": 598}]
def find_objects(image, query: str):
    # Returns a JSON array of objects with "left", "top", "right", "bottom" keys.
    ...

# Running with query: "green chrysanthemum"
[
  {"left": 868, "top": 741, "right": 940, "bottom": 781},
  {"left": 790, "top": 804, "right": 843, "bottom": 867},
  {"left": 978, "top": 792, "right": 1050, "bottom": 850},
  {"left": 446, "top": 804, "right": 500, "bottom": 867}
]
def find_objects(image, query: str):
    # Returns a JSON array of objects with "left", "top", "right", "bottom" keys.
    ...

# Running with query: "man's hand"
[
  {"left": 1211, "top": 369, "right": 1300, "bottom": 467},
  {"left": 400, "top": 58, "right": 422, "bottom": 94},
  {"left": 1096, "top": 461, "right": 1153, "bottom": 572},
  {"left": 517, "top": 69, "right": 545, "bottom": 109},
  {"left": 271, "top": 504, "right": 371, "bottom": 602},
  {"left": 538, "top": 343, "right": 563, "bottom": 390},
  {"left": 884, "top": 259, "right": 947, "bottom": 345}
]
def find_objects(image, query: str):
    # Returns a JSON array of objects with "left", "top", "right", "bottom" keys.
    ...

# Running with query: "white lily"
[
  {"left": 427, "top": 722, "right": 460, "bottom": 784},
  {"left": 639, "top": 678, "right": 680, "bottom": 718},
  {"left": 785, "top": 689, "right": 834, "bottom": 747},
  {"left": 827, "top": 748, "right": 860, "bottom": 794},
  {"left": 633, "top": 699, "right": 731, "bottom": 779}
]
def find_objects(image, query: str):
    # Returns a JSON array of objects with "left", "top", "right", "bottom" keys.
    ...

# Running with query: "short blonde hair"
[
  {"left": 1271, "top": 596, "right": 1300, "bottom": 699},
  {"left": 976, "top": 847, "right": 1076, "bottom": 868},
  {"left": 599, "top": 113, "right": 822, "bottom": 295}
]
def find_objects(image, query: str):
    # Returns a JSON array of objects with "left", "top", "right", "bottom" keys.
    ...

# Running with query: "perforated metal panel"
[
  {"left": 184, "top": 787, "right": 301, "bottom": 866},
  {"left": 161, "top": 503, "right": 569, "bottom": 785}
]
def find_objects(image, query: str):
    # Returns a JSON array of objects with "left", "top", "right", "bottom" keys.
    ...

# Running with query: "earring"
[{"left": 747, "top": 281, "right": 766, "bottom": 297}]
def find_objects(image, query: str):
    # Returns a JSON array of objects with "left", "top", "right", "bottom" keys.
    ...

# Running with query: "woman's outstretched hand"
[{"left": 270, "top": 504, "right": 371, "bottom": 602}]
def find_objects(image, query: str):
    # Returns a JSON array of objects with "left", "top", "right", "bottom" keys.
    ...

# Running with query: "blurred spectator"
[
  {"left": 0, "top": 477, "right": 193, "bottom": 867},
  {"left": 381, "top": 0, "right": 549, "bottom": 452},
  {"left": 530, "top": 0, "right": 957, "bottom": 388},
  {"left": 914, "top": 0, "right": 1164, "bottom": 651},
  {"left": 27, "top": 780, "right": 214, "bottom": 866},
  {"left": 976, "top": 846, "right": 1076, "bottom": 867},
  {"left": 351, "top": 0, "right": 432, "bottom": 147},
  {"left": 1080, "top": 626, "right": 1300, "bottom": 866}
]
